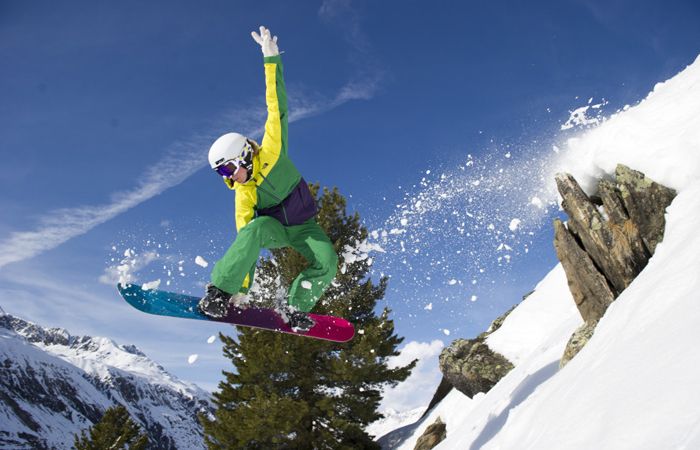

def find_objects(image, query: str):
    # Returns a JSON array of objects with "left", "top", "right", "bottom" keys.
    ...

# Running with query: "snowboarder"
[{"left": 198, "top": 26, "right": 338, "bottom": 332}]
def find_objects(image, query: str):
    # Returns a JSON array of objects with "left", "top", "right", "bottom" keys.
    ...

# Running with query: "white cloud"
[
  {"left": 99, "top": 250, "right": 161, "bottom": 285},
  {"left": 381, "top": 340, "right": 445, "bottom": 413}
]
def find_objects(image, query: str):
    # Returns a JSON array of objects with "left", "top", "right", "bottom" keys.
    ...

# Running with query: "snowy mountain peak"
[
  {"left": 0, "top": 311, "right": 211, "bottom": 450},
  {"left": 1, "top": 314, "right": 73, "bottom": 346},
  {"left": 120, "top": 343, "right": 147, "bottom": 357}
]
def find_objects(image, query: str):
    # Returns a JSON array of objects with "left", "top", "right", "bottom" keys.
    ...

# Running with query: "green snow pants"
[{"left": 210, "top": 216, "right": 338, "bottom": 312}]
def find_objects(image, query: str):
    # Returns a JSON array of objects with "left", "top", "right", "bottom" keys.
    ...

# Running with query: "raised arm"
[{"left": 251, "top": 26, "right": 288, "bottom": 158}]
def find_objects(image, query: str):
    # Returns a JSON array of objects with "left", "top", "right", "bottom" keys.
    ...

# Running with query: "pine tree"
[
  {"left": 201, "top": 186, "right": 416, "bottom": 449},
  {"left": 74, "top": 404, "right": 148, "bottom": 450}
]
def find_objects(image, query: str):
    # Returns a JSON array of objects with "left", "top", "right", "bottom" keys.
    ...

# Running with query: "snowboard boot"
[
  {"left": 198, "top": 284, "right": 233, "bottom": 318},
  {"left": 288, "top": 310, "right": 316, "bottom": 333},
  {"left": 275, "top": 300, "right": 316, "bottom": 332}
]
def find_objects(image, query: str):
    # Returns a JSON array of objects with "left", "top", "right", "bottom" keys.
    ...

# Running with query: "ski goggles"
[
  {"left": 213, "top": 142, "right": 253, "bottom": 177},
  {"left": 214, "top": 160, "right": 242, "bottom": 177}
]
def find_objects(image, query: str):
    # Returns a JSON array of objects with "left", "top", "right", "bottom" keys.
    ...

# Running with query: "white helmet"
[{"left": 208, "top": 132, "right": 251, "bottom": 169}]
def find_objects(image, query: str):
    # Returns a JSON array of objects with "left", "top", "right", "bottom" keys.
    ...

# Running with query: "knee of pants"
[
  {"left": 239, "top": 216, "right": 278, "bottom": 239},
  {"left": 318, "top": 246, "right": 339, "bottom": 280},
  {"left": 244, "top": 215, "right": 277, "bottom": 232}
]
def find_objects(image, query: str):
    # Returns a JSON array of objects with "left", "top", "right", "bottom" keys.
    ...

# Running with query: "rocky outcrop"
[
  {"left": 438, "top": 306, "right": 516, "bottom": 398},
  {"left": 553, "top": 219, "right": 615, "bottom": 322},
  {"left": 439, "top": 339, "right": 513, "bottom": 398},
  {"left": 554, "top": 165, "right": 675, "bottom": 365},
  {"left": 413, "top": 417, "right": 446, "bottom": 450},
  {"left": 614, "top": 166, "right": 677, "bottom": 254},
  {"left": 559, "top": 320, "right": 597, "bottom": 368}
]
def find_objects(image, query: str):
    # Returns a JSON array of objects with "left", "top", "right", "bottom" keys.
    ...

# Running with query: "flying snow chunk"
[
  {"left": 400, "top": 218, "right": 408, "bottom": 226},
  {"left": 424, "top": 303, "right": 433, "bottom": 311},
  {"left": 470, "top": 295, "right": 478, "bottom": 302},
  {"left": 448, "top": 279, "right": 458, "bottom": 286},
  {"left": 497, "top": 243, "right": 513, "bottom": 251},
  {"left": 207, "top": 335, "right": 216, "bottom": 344},
  {"left": 443, "top": 329, "right": 451, "bottom": 336},
  {"left": 531, "top": 197, "right": 544, "bottom": 209},
  {"left": 509, "top": 218, "right": 522, "bottom": 232},
  {"left": 561, "top": 100, "right": 607, "bottom": 130},
  {"left": 195, "top": 256, "right": 209, "bottom": 268},
  {"left": 301, "top": 280, "right": 312, "bottom": 290},
  {"left": 187, "top": 354, "right": 198, "bottom": 364},
  {"left": 142, "top": 279, "right": 161, "bottom": 291}
]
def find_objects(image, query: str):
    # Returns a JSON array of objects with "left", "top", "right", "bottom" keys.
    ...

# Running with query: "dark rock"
[
  {"left": 487, "top": 303, "right": 518, "bottom": 334},
  {"left": 414, "top": 417, "right": 446, "bottom": 450},
  {"left": 554, "top": 166, "right": 675, "bottom": 322},
  {"left": 553, "top": 165, "right": 675, "bottom": 366},
  {"left": 560, "top": 320, "right": 598, "bottom": 368},
  {"left": 439, "top": 339, "right": 513, "bottom": 398},
  {"left": 555, "top": 172, "right": 649, "bottom": 296},
  {"left": 554, "top": 219, "right": 615, "bottom": 322},
  {"left": 436, "top": 298, "right": 520, "bottom": 400},
  {"left": 614, "top": 164, "right": 676, "bottom": 254}
]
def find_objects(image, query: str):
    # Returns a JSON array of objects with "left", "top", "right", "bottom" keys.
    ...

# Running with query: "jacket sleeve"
[
  {"left": 234, "top": 186, "right": 257, "bottom": 232},
  {"left": 260, "top": 55, "right": 289, "bottom": 159}
]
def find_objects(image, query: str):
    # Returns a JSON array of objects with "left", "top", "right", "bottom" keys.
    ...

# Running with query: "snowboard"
[{"left": 117, "top": 283, "right": 354, "bottom": 343}]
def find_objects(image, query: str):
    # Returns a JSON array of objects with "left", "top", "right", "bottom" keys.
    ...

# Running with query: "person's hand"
[{"left": 251, "top": 26, "right": 280, "bottom": 57}]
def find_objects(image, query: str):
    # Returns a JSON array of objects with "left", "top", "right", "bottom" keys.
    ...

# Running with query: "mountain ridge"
[{"left": 0, "top": 310, "right": 212, "bottom": 450}]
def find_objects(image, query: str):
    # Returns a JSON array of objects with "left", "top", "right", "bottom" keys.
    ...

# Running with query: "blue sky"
[{"left": 1, "top": 0, "right": 699, "bottom": 401}]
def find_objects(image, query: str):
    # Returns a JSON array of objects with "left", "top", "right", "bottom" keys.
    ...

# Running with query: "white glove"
[{"left": 251, "top": 26, "right": 280, "bottom": 57}]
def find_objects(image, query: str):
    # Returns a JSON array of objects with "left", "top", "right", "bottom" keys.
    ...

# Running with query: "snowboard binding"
[
  {"left": 274, "top": 298, "right": 316, "bottom": 332},
  {"left": 198, "top": 284, "right": 253, "bottom": 318}
]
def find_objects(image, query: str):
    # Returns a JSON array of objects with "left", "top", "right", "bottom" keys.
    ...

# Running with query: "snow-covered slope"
[
  {"left": 0, "top": 313, "right": 212, "bottom": 450},
  {"left": 388, "top": 55, "right": 700, "bottom": 450},
  {"left": 386, "top": 265, "right": 582, "bottom": 450}
]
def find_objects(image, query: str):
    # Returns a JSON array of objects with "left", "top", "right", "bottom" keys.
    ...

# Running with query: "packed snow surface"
[{"left": 388, "top": 54, "right": 700, "bottom": 450}]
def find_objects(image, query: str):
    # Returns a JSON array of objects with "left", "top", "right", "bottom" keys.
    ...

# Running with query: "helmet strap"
[{"left": 241, "top": 150, "right": 254, "bottom": 181}]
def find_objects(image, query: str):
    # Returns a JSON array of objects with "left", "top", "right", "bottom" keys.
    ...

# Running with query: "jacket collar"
[{"left": 227, "top": 153, "right": 262, "bottom": 191}]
